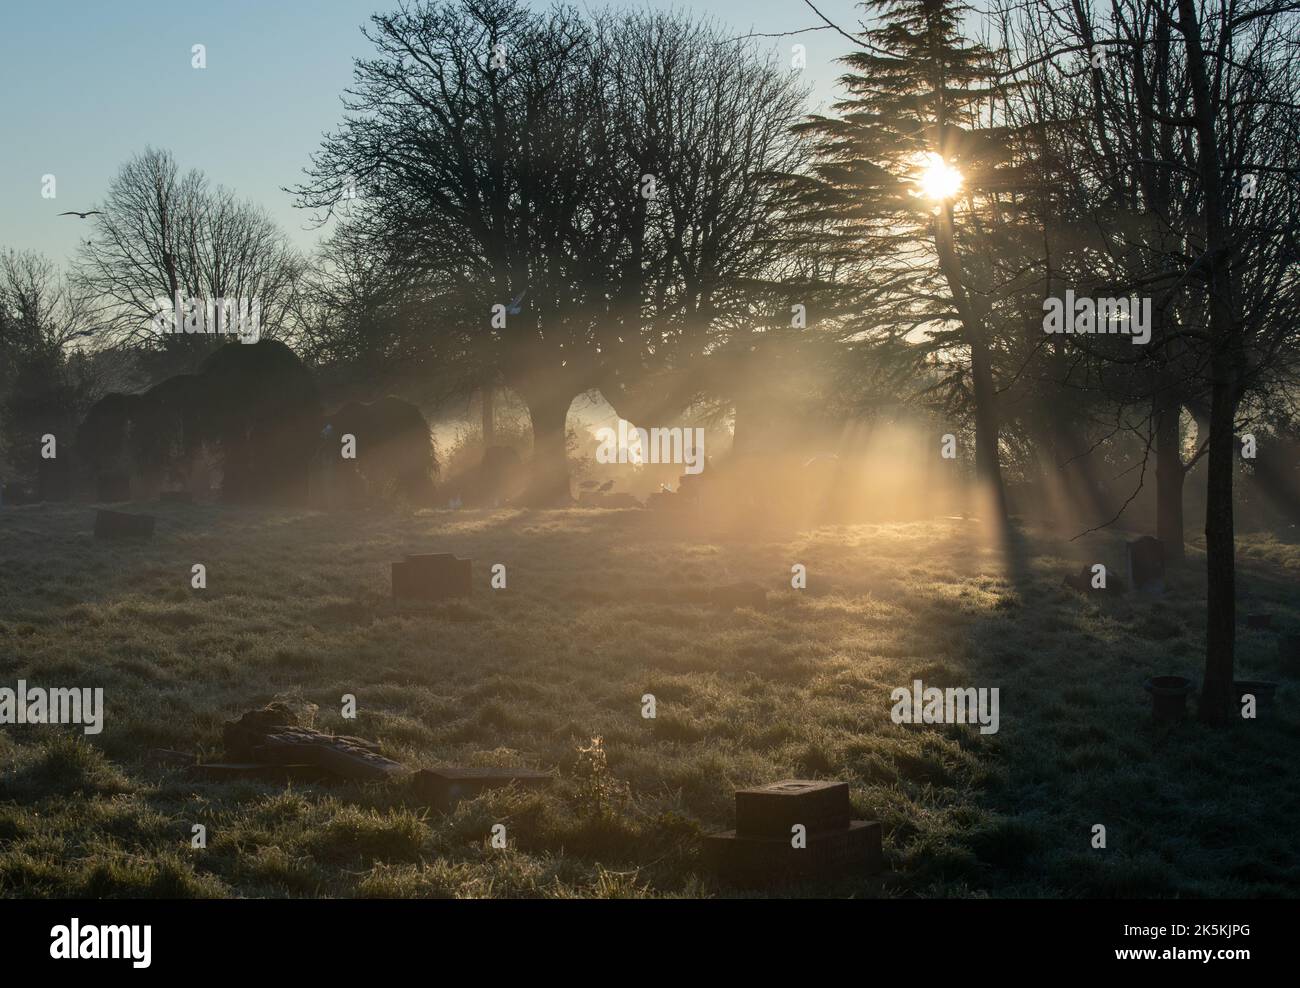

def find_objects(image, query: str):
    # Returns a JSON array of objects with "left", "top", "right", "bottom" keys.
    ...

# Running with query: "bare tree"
[
  {"left": 0, "top": 250, "right": 98, "bottom": 492},
  {"left": 76, "top": 147, "right": 303, "bottom": 375},
  {"left": 994, "top": 0, "right": 1300, "bottom": 723},
  {"left": 293, "top": 0, "right": 814, "bottom": 503}
]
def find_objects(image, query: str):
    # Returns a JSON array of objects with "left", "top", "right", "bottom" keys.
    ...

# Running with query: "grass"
[{"left": 1, "top": 501, "right": 1297, "bottom": 898}]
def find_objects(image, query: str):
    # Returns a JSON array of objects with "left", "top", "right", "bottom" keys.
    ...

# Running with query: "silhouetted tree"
[
  {"left": 294, "top": 0, "right": 812, "bottom": 503},
  {"left": 76, "top": 148, "right": 303, "bottom": 379},
  {"left": 793, "top": 0, "right": 1029, "bottom": 527}
]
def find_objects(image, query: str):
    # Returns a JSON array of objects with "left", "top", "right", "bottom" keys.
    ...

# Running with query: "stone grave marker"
[
  {"left": 734, "top": 779, "right": 851, "bottom": 838},
  {"left": 1126, "top": 536, "right": 1165, "bottom": 593},
  {"left": 391, "top": 553, "right": 472, "bottom": 602},
  {"left": 705, "top": 778, "right": 882, "bottom": 885}
]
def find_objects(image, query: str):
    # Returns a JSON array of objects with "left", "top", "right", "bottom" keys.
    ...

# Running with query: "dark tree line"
[{"left": 292, "top": 0, "right": 818, "bottom": 504}]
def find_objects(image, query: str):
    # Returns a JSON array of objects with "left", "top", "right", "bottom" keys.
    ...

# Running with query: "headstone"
[
  {"left": 391, "top": 553, "right": 472, "bottom": 602},
  {"left": 94, "top": 509, "right": 156, "bottom": 539},
  {"left": 1143, "top": 675, "right": 1193, "bottom": 722},
  {"left": 412, "top": 766, "right": 554, "bottom": 811},
  {"left": 734, "top": 779, "right": 851, "bottom": 839},
  {"left": 159, "top": 490, "right": 194, "bottom": 504},
  {"left": 1126, "top": 537, "right": 1165, "bottom": 593},
  {"left": 705, "top": 778, "right": 882, "bottom": 885},
  {"left": 97, "top": 471, "right": 132, "bottom": 502}
]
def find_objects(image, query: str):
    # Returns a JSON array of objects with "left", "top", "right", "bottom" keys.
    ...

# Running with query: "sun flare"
[{"left": 916, "top": 152, "right": 963, "bottom": 201}]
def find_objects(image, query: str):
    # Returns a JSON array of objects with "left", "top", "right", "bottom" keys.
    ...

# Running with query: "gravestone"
[
  {"left": 705, "top": 778, "right": 882, "bottom": 885},
  {"left": 412, "top": 766, "right": 554, "bottom": 811},
  {"left": 735, "top": 779, "right": 851, "bottom": 838},
  {"left": 391, "top": 553, "right": 472, "bottom": 602},
  {"left": 96, "top": 471, "right": 132, "bottom": 502},
  {"left": 1126, "top": 537, "right": 1165, "bottom": 593},
  {"left": 94, "top": 509, "right": 155, "bottom": 539}
]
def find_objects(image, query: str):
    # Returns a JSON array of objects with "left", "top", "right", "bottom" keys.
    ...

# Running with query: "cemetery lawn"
[{"left": 2, "top": 503, "right": 1298, "bottom": 898}]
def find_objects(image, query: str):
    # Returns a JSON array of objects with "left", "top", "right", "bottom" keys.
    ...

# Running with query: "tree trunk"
[
  {"left": 933, "top": 204, "right": 1008, "bottom": 526},
  {"left": 1200, "top": 378, "right": 1237, "bottom": 725},
  {"left": 1154, "top": 397, "right": 1186, "bottom": 564},
  {"left": 968, "top": 334, "right": 1009, "bottom": 522},
  {"left": 520, "top": 393, "right": 573, "bottom": 506},
  {"left": 1178, "top": 0, "right": 1240, "bottom": 726}
]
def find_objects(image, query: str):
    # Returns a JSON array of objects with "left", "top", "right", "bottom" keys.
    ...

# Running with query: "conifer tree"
[{"left": 794, "top": 0, "right": 1031, "bottom": 525}]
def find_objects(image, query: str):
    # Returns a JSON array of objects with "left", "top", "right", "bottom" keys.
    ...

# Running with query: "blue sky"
[{"left": 0, "top": 0, "right": 874, "bottom": 267}]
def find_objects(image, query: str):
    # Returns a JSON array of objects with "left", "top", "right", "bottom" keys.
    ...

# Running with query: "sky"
[{"left": 0, "top": 0, "right": 874, "bottom": 269}]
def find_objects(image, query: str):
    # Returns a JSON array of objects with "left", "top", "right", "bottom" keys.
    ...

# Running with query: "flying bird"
[{"left": 58, "top": 210, "right": 102, "bottom": 219}]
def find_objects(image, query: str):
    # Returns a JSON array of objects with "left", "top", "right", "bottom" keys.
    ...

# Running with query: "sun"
[{"left": 916, "top": 152, "right": 963, "bottom": 202}]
